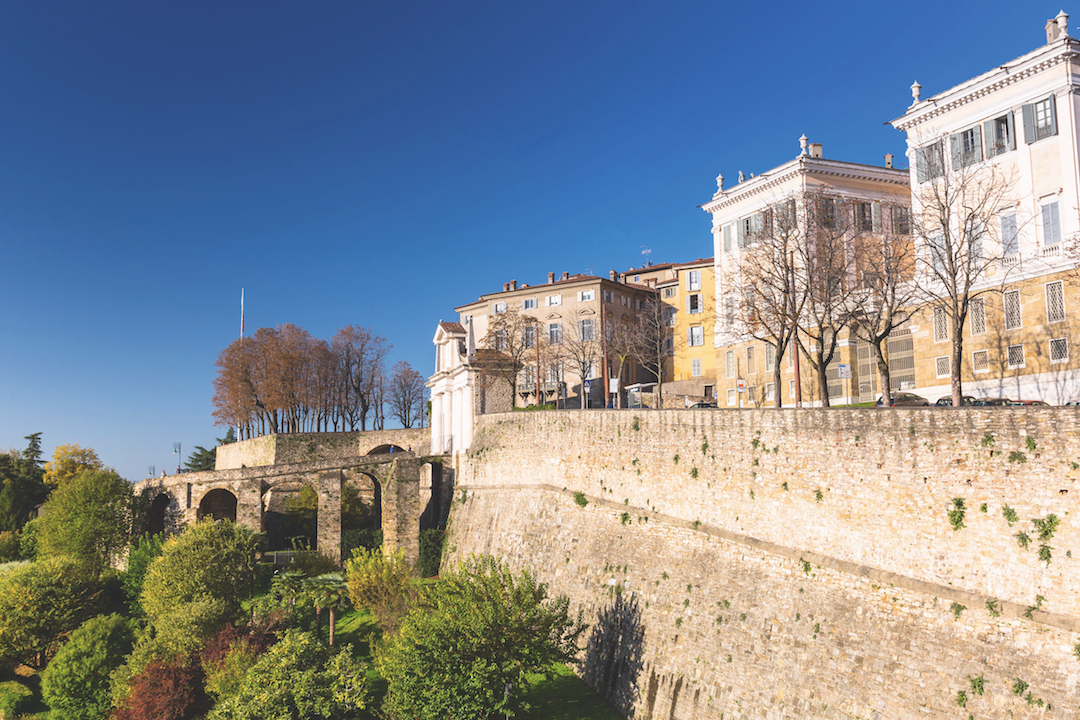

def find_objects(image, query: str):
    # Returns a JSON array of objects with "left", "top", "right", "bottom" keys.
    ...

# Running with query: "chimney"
[
  {"left": 1047, "top": 11, "right": 1068, "bottom": 43},
  {"left": 548, "top": 272, "right": 555, "bottom": 284},
  {"left": 510, "top": 280, "right": 518, "bottom": 290},
  {"left": 561, "top": 271, "right": 569, "bottom": 281},
  {"left": 502, "top": 282, "right": 510, "bottom": 292},
  {"left": 808, "top": 143, "right": 823, "bottom": 159},
  {"left": 609, "top": 270, "right": 617, "bottom": 281},
  {"left": 885, "top": 153, "right": 894, "bottom": 169}
]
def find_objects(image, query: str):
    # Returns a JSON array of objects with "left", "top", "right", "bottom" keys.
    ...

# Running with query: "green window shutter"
[{"left": 1022, "top": 103, "right": 1037, "bottom": 144}]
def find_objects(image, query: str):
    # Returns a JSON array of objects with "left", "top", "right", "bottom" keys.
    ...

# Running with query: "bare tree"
[
  {"left": 602, "top": 312, "right": 638, "bottom": 409},
  {"left": 847, "top": 203, "right": 919, "bottom": 403},
  {"left": 732, "top": 198, "right": 806, "bottom": 407},
  {"left": 559, "top": 312, "right": 602, "bottom": 409},
  {"left": 388, "top": 361, "right": 426, "bottom": 428},
  {"left": 333, "top": 326, "right": 391, "bottom": 431},
  {"left": 913, "top": 139, "right": 1015, "bottom": 406},
  {"left": 626, "top": 296, "right": 670, "bottom": 409},
  {"left": 480, "top": 306, "right": 544, "bottom": 407}
]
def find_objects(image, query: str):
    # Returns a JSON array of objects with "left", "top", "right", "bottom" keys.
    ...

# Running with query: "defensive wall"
[
  {"left": 215, "top": 428, "right": 428, "bottom": 469},
  {"left": 445, "top": 408, "right": 1080, "bottom": 719}
]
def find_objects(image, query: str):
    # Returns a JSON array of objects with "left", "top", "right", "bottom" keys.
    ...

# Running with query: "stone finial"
[
  {"left": 716, "top": 172, "right": 724, "bottom": 191},
  {"left": 799, "top": 134, "right": 808, "bottom": 156},
  {"left": 738, "top": 170, "right": 745, "bottom": 184},
  {"left": 910, "top": 81, "right": 922, "bottom": 106},
  {"left": 1057, "top": 9, "right": 1069, "bottom": 37}
]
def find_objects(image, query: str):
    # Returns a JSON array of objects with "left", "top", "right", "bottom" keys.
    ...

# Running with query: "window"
[
  {"left": 637, "top": 298, "right": 645, "bottom": 310},
  {"left": 1023, "top": 95, "right": 1057, "bottom": 143},
  {"left": 579, "top": 318, "right": 596, "bottom": 342},
  {"left": 494, "top": 330, "right": 508, "bottom": 351},
  {"left": 725, "top": 350, "right": 736, "bottom": 379},
  {"left": 969, "top": 297, "right": 986, "bottom": 336},
  {"left": 972, "top": 349, "right": 989, "bottom": 373},
  {"left": 916, "top": 141, "right": 945, "bottom": 183},
  {"left": 604, "top": 290, "right": 613, "bottom": 303},
  {"left": 855, "top": 202, "right": 880, "bottom": 232},
  {"left": 691, "top": 359, "right": 702, "bottom": 377},
  {"left": 765, "top": 383, "right": 775, "bottom": 402},
  {"left": 620, "top": 295, "right": 630, "bottom": 307},
  {"left": 1046, "top": 281, "right": 1065, "bottom": 323},
  {"left": 724, "top": 294, "right": 737, "bottom": 326},
  {"left": 765, "top": 344, "right": 775, "bottom": 372},
  {"left": 546, "top": 294, "right": 562, "bottom": 306},
  {"left": 935, "top": 356, "right": 950, "bottom": 378},
  {"left": 1000, "top": 213, "right": 1019, "bottom": 256},
  {"left": 933, "top": 307, "right": 949, "bottom": 342},
  {"left": 891, "top": 206, "right": 911, "bottom": 235},
  {"left": 1041, "top": 199, "right": 1062, "bottom": 246},
  {"left": 545, "top": 363, "right": 563, "bottom": 384},
  {"left": 1004, "top": 290, "right": 1022, "bottom": 330},
  {"left": 664, "top": 337, "right": 673, "bottom": 355},
  {"left": 662, "top": 287, "right": 676, "bottom": 298},
  {"left": 578, "top": 290, "right": 594, "bottom": 302},
  {"left": 688, "top": 326, "right": 704, "bottom": 347},
  {"left": 789, "top": 379, "right": 796, "bottom": 399},
  {"left": 746, "top": 347, "right": 756, "bottom": 374},
  {"left": 928, "top": 235, "right": 947, "bottom": 277},
  {"left": 985, "top": 112, "right": 1015, "bottom": 157},
  {"left": 722, "top": 224, "right": 733, "bottom": 254},
  {"left": 727, "top": 388, "right": 737, "bottom": 406},
  {"left": 1050, "top": 338, "right": 1069, "bottom": 364},
  {"left": 687, "top": 294, "right": 702, "bottom": 314},
  {"left": 748, "top": 386, "right": 758, "bottom": 404},
  {"left": 687, "top": 270, "right": 702, "bottom": 291},
  {"left": 548, "top": 323, "right": 562, "bottom": 345},
  {"left": 523, "top": 324, "right": 536, "bottom": 349},
  {"left": 817, "top": 197, "right": 839, "bottom": 229},
  {"left": 462, "top": 314, "right": 472, "bottom": 326},
  {"left": 950, "top": 125, "right": 983, "bottom": 168},
  {"left": 664, "top": 306, "right": 676, "bottom": 327},
  {"left": 522, "top": 298, "right": 537, "bottom": 310},
  {"left": 1007, "top": 343, "right": 1025, "bottom": 369},
  {"left": 493, "top": 302, "right": 507, "bottom": 314},
  {"left": 888, "top": 329, "right": 915, "bottom": 391},
  {"left": 738, "top": 213, "right": 762, "bottom": 247}
]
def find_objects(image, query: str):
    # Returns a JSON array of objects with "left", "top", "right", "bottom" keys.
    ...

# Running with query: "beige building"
[
  {"left": 701, "top": 140, "right": 912, "bottom": 407},
  {"left": 889, "top": 12, "right": 1080, "bottom": 403},
  {"left": 455, "top": 271, "right": 657, "bottom": 409}
]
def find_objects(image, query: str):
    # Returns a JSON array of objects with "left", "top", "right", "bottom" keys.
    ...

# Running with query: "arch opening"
[
  {"left": 146, "top": 492, "right": 171, "bottom": 536},
  {"left": 367, "top": 444, "right": 407, "bottom": 455},
  {"left": 342, "top": 471, "right": 382, "bottom": 558},
  {"left": 197, "top": 488, "right": 238, "bottom": 523}
]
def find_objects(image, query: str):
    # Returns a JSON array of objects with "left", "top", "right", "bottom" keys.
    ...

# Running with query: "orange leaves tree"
[{"left": 212, "top": 323, "right": 392, "bottom": 438}]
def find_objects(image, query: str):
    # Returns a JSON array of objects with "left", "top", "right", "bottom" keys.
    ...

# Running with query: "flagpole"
[{"left": 240, "top": 288, "right": 245, "bottom": 339}]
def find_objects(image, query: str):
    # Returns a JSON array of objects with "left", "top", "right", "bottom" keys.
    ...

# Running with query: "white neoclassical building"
[{"left": 427, "top": 321, "right": 475, "bottom": 456}]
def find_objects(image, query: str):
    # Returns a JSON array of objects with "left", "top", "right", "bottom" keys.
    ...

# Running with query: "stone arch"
[
  {"left": 197, "top": 488, "right": 238, "bottom": 523},
  {"left": 146, "top": 492, "right": 173, "bottom": 536},
  {"left": 367, "top": 444, "right": 407, "bottom": 455},
  {"left": 341, "top": 470, "right": 383, "bottom": 558},
  {"left": 262, "top": 479, "right": 319, "bottom": 551}
]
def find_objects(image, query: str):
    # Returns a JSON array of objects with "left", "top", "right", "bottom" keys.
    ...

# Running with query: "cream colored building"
[
  {"left": 455, "top": 271, "right": 657, "bottom": 409},
  {"left": 701, "top": 141, "right": 912, "bottom": 407},
  {"left": 889, "top": 12, "right": 1080, "bottom": 403}
]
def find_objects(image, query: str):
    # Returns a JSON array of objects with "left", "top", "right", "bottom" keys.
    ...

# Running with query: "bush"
[
  {"left": 140, "top": 520, "right": 259, "bottom": 626},
  {"left": 122, "top": 533, "right": 165, "bottom": 617},
  {"left": 345, "top": 548, "right": 417, "bottom": 637},
  {"left": 375, "top": 556, "right": 586, "bottom": 720},
  {"left": 0, "top": 532, "right": 19, "bottom": 563},
  {"left": 0, "top": 556, "right": 102, "bottom": 668},
  {"left": 417, "top": 529, "right": 444, "bottom": 578},
  {"left": 36, "top": 469, "right": 134, "bottom": 575},
  {"left": 341, "top": 528, "right": 381, "bottom": 558},
  {"left": 113, "top": 659, "right": 209, "bottom": 720},
  {"left": 206, "top": 631, "right": 368, "bottom": 720},
  {"left": 0, "top": 680, "right": 33, "bottom": 719},
  {"left": 41, "top": 613, "right": 136, "bottom": 720}
]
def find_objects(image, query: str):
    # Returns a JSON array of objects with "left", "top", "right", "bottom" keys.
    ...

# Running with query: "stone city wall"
[
  {"left": 445, "top": 408, "right": 1080, "bottom": 719},
  {"left": 216, "top": 429, "right": 429, "bottom": 469}
]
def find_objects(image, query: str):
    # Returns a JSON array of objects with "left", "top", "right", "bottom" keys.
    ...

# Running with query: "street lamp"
[
  {"left": 147, "top": 465, "right": 155, "bottom": 478},
  {"left": 173, "top": 442, "right": 181, "bottom": 474}
]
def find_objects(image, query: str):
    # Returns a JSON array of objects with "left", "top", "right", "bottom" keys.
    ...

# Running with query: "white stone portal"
[{"left": 426, "top": 320, "right": 476, "bottom": 455}]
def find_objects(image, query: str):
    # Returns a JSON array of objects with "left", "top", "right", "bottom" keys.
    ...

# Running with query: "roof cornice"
[{"left": 892, "top": 38, "right": 1080, "bottom": 132}]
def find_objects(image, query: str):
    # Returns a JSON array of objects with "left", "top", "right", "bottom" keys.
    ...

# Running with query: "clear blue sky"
[{"left": 0, "top": 1, "right": 1060, "bottom": 480}]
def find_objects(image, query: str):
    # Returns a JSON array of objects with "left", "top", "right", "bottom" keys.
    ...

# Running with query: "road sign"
[
  {"left": 584, "top": 379, "right": 591, "bottom": 389},
  {"left": 838, "top": 364, "right": 851, "bottom": 379},
  {"left": 736, "top": 378, "right": 746, "bottom": 391}
]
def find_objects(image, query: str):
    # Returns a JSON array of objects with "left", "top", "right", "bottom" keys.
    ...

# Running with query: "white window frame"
[
  {"left": 662, "top": 287, "right": 676, "bottom": 299},
  {"left": 1046, "top": 281, "right": 1065, "bottom": 323},
  {"left": 1041, "top": 198, "right": 1062, "bottom": 246},
  {"left": 999, "top": 212, "right": 1019, "bottom": 257},
  {"left": 972, "top": 349, "right": 989, "bottom": 373},
  {"left": 546, "top": 294, "right": 562, "bottom": 307},
  {"left": 916, "top": 140, "right": 944, "bottom": 183},
  {"left": 725, "top": 350, "right": 736, "bottom": 379},
  {"left": 969, "top": 297, "right": 986, "bottom": 336},
  {"left": 523, "top": 324, "right": 536, "bottom": 349},
  {"left": 788, "top": 378, "right": 796, "bottom": 399},
  {"left": 746, "top": 346, "right": 756, "bottom": 375},
  {"left": 727, "top": 388, "right": 737, "bottom": 406},
  {"left": 1004, "top": 290, "right": 1022, "bottom": 330},
  {"left": 933, "top": 307, "right": 949, "bottom": 343},
  {"left": 522, "top": 298, "right": 537, "bottom": 310},
  {"left": 950, "top": 125, "right": 983, "bottom": 169},
  {"left": 687, "top": 293, "right": 702, "bottom": 314},
  {"left": 691, "top": 358, "right": 702, "bottom": 377},
  {"left": 765, "top": 344, "right": 775, "bottom": 372},
  {"left": 1024, "top": 95, "right": 1058, "bottom": 143},
  {"left": 548, "top": 323, "right": 562, "bottom": 345},
  {"left": 687, "top": 270, "right": 702, "bottom": 292},
  {"left": 688, "top": 326, "right": 704, "bottom": 347},
  {"left": 985, "top": 111, "right": 1016, "bottom": 157},
  {"left": 1050, "top": 337, "right": 1069, "bottom": 364},
  {"left": 765, "top": 382, "right": 775, "bottom": 403},
  {"left": 579, "top": 318, "right": 596, "bottom": 342},
  {"left": 935, "top": 356, "right": 950, "bottom": 378},
  {"left": 1007, "top": 343, "right": 1025, "bottom": 369},
  {"left": 493, "top": 302, "right": 507, "bottom": 314},
  {"left": 578, "top": 290, "right": 595, "bottom": 302}
]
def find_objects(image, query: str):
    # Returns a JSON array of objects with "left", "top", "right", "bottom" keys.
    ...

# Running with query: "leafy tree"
[
  {"left": 0, "top": 556, "right": 103, "bottom": 668},
  {"left": 121, "top": 532, "right": 166, "bottom": 617},
  {"left": 140, "top": 520, "right": 260, "bottom": 626},
  {"left": 43, "top": 443, "right": 105, "bottom": 487},
  {"left": 0, "top": 680, "right": 33, "bottom": 718},
  {"left": 207, "top": 630, "right": 368, "bottom": 720},
  {"left": 113, "top": 659, "right": 210, "bottom": 720},
  {"left": 37, "top": 469, "right": 134, "bottom": 574},
  {"left": 41, "top": 613, "right": 136, "bottom": 720},
  {"left": 345, "top": 548, "right": 417, "bottom": 637},
  {"left": 0, "top": 433, "right": 49, "bottom": 532},
  {"left": 0, "top": 530, "right": 19, "bottom": 562},
  {"left": 374, "top": 556, "right": 586, "bottom": 720}
]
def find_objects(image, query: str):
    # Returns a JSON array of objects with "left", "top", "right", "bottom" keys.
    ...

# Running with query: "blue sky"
[{"left": 0, "top": 1, "right": 1061, "bottom": 480}]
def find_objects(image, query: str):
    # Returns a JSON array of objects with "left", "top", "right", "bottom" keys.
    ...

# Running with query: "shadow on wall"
[{"left": 580, "top": 592, "right": 645, "bottom": 716}]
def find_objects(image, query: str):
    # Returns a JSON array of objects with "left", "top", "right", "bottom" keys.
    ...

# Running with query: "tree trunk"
[
  {"left": 872, "top": 339, "right": 892, "bottom": 405},
  {"left": 329, "top": 607, "right": 336, "bottom": 647},
  {"left": 951, "top": 332, "right": 964, "bottom": 407},
  {"left": 815, "top": 348, "right": 831, "bottom": 408}
]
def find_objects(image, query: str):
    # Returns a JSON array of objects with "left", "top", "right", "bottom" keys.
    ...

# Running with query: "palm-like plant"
[{"left": 306, "top": 573, "right": 351, "bottom": 646}]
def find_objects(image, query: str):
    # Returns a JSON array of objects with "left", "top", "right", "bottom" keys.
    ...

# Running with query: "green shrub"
[
  {"left": 573, "top": 492, "right": 588, "bottom": 507},
  {"left": 122, "top": 533, "right": 165, "bottom": 617},
  {"left": 41, "top": 613, "right": 136, "bottom": 720},
  {"left": 345, "top": 548, "right": 417, "bottom": 637},
  {"left": 418, "top": 529, "right": 445, "bottom": 579},
  {"left": 341, "top": 528, "right": 382, "bottom": 558},
  {"left": 0, "top": 680, "right": 33, "bottom": 719},
  {"left": 0, "top": 531, "right": 19, "bottom": 563}
]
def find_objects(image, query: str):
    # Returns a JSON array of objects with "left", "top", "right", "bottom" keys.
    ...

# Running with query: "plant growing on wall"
[
  {"left": 948, "top": 498, "right": 966, "bottom": 531},
  {"left": 1002, "top": 504, "right": 1019, "bottom": 526},
  {"left": 572, "top": 492, "right": 588, "bottom": 508}
]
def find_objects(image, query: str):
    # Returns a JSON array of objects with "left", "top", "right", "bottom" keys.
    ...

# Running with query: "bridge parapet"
[{"left": 215, "top": 429, "right": 429, "bottom": 469}]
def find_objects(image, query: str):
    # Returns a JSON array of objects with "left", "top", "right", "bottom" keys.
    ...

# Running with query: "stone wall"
[
  {"left": 445, "top": 408, "right": 1080, "bottom": 719},
  {"left": 215, "top": 429, "right": 429, "bottom": 469}
]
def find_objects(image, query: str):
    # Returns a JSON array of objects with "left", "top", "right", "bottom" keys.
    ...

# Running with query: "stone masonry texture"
[{"left": 444, "top": 408, "right": 1080, "bottom": 719}]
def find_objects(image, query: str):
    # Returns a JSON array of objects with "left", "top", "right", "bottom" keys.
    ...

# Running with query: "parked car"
[
  {"left": 1008, "top": 399, "right": 1050, "bottom": 406},
  {"left": 934, "top": 395, "right": 977, "bottom": 407},
  {"left": 876, "top": 392, "right": 930, "bottom": 407},
  {"left": 1066, "top": 400, "right": 1080, "bottom": 406},
  {"left": 689, "top": 402, "right": 717, "bottom": 409},
  {"left": 970, "top": 397, "right": 1012, "bottom": 406}
]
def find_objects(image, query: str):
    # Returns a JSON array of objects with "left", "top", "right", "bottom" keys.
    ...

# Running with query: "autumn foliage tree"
[
  {"left": 43, "top": 443, "right": 104, "bottom": 488},
  {"left": 387, "top": 361, "right": 426, "bottom": 428}
]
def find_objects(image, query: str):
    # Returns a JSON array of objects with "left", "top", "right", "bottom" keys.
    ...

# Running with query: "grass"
[{"left": 519, "top": 664, "right": 625, "bottom": 720}]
